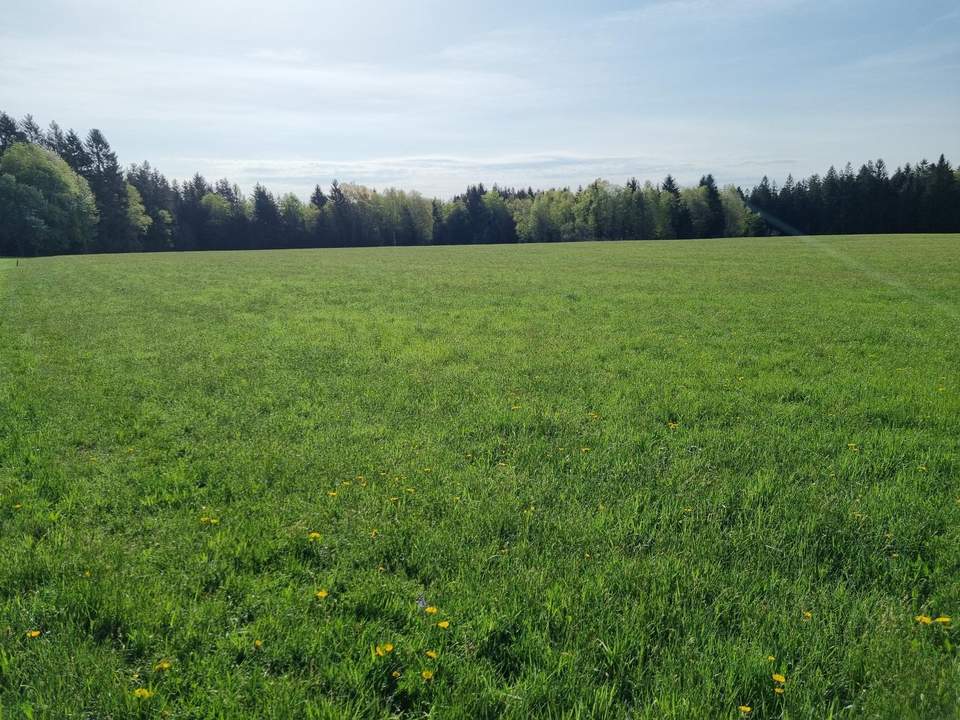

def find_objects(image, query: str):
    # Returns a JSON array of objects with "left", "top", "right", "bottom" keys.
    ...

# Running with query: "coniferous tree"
[
  {"left": 251, "top": 183, "right": 282, "bottom": 249},
  {"left": 84, "top": 129, "right": 131, "bottom": 251},
  {"left": 698, "top": 174, "right": 725, "bottom": 238},
  {"left": 18, "top": 114, "right": 44, "bottom": 144},
  {"left": 0, "top": 112, "right": 26, "bottom": 153}
]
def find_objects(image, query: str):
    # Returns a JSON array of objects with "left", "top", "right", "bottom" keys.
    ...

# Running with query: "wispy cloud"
[
  {"left": 850, "top": 41, "right": 960, "bottom": 71},
  {"left": 159, "top": 152, "right": 799, "bottom": 198}
]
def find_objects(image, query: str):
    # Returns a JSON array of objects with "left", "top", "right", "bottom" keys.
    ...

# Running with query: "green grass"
[{"left": 1, "top": 234, "right": 958, "bottom": 719}]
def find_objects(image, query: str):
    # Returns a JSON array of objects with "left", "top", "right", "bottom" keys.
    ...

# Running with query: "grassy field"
[{"left": 1, "top": 234, "right": 958, "bottom": 719}]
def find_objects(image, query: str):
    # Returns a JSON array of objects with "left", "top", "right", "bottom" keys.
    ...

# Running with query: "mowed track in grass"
[{"left": 1, "top": 234, "right": 958, "bottom": 719}]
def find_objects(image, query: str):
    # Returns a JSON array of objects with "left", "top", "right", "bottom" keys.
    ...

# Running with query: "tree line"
[{"left": 2, "top": 110, "right": 959, "bottom": 257}]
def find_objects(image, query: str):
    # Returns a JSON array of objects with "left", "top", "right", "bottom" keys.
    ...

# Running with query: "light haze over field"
[{"left": 3, "top": 0, "right": 959, "bottom": 197}]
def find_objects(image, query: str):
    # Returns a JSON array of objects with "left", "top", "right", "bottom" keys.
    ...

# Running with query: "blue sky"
[{"left": 2, "top": 0, "right": 958, "bottom": 197}]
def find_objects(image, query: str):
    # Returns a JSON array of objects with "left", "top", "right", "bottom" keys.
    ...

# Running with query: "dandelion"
[
  {"left": 918, "top": 465, "right": 928, "bottom": 472},
  {"left": 437, "top": 620, "right": 450, "bottom": 629},
  {"left": 847, "top": 443, "right": 859, "bottom": 452},
  {"left": 384, "top": 643, "right": 395, "bottom": 653},
  {"left": 199, "top": 516, "right": 219, "bottom": 525},
  {"left": 774, "top": 687, "right": 785, "bottom": 695},
  {"left": 739, "top": 706, "right": 752, "bottom": 714},
  {"left": 307, "top": 531, "right": 321, "bottom": 541},
  {"left": 425, "top": 606, "right": 438, "bottom": 615},
  {"left": 421, "top": 669, "right": 434, "bottom": 681},
  {"left": 934, "top": 616, "right": 951, "bottom": 625},
  {"left": 13, "top": 503, "right": 22, "bottom": 510},
  {"left": 766, "top": 655, "right": 775, "bottom": 662},
  {"left": 254, "top": 639, "right": 263, "bottom": 649},
  {"left": 154, "top": 659, "right": 172, "bottom": 672},
  {"left": 915, "top": 614, "right": 933, "bottom": 625},
  {"left": 132, "top": 688, "right": 154, "bottom": 699},
  {"left": 26, "top": 629, "right": 41, "bottom": 639},
  {"left": 580, "top": 447, "right": 590, "bottom": 453},
  {"left": 425, "top": 650, "right": 438, "bottom": 659},
  {"left": 667, "top": 421, "right": 679, "bottom": 430},
  {"left": 772, "top": 673, "right": 786, "bottom": 684},
  {"left": 327, "top": 490, "right": 337, "bottom": 497},
  {"left": 391, "top": 670, "right": 401, "bottom": 678},
  {"left": 802, "top": 611, "right": 812, "bottom": 621},
  {"left": 370, "top": 528, "right": 379, "bottom": 538},
  {"left": 315, "top": 589, "right": 329, "bottom": 600},
  {"left": 375, "top": 644, "right": 386, "bottom": 657}
]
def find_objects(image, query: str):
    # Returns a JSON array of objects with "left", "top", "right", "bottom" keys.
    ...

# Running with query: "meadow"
[{"left": 0, "top": 234, "right": 958, "bottom": 719}]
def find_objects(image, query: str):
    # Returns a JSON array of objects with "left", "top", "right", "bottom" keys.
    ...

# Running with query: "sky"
[{"left": 2, "top": 0, "right": 959, "bottom": 198}]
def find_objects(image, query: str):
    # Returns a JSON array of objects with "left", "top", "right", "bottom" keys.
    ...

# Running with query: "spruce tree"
[{"left": 84, "top": 129, "right": 131, "bottom": 251}]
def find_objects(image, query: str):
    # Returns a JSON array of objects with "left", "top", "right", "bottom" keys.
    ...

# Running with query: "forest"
[{"left": 2, "top": 110, "right": 959, "bottom": 257}]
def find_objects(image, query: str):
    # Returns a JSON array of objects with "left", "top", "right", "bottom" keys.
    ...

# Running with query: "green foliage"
[
  {"left": 1, "top": 236, "right": 958, "bottom": 717},
  {"left": 125, "top": 183, "right": 152, "bottom": 249},
  {"left": 2, "top": 109, "right": 959, "bottom": 256},
  {"left": 720, "top": 185, "right": 751, "bottom": 237},
  {"left": 0, "top": 142, "right": 97, "bottom": 255},
  {"left": 84, "top": 129, "right": 131, "bottom": 251}
]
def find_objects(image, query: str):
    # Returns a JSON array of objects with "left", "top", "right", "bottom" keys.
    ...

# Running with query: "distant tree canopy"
[
  {"left": 0, "top": 142, "right": 98, "bottom": 256},
  {"left": 2, "top": 109, "right": 959, "bottom": 257}
]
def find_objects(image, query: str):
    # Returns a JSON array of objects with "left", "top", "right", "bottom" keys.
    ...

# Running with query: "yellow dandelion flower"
[
  {"left": 766, "top": 655, "right": 775, "bottom": 662},
  {"left": 739, "top": 706, "right": 752, "bottom": 714},
  {"left": 370, "top": 528, "right": 379, "bottom": 538},
  {"left": 375, "top": 644, "right": 386, "bottom": 657},
  {"left": 132, "top": 688, "right": 154, "bottom": 699},
  {"left": 254, "top": 639, "right": 263, "bottom": 649},
  {"left": 425, "top": 606, "right": 438, "bottom": 615},
  {"left": 154, "top": 659, "right": 172, "bottom": 672},
  {"left": 667, "top": 421, "right": 679, "bottom": 430},
  {"left": 13, "top": 503, "right": 22, "bottom": 509},
  {"left": 918, "top": 465, "right": 927, "bottom": 472},
  {"left": 327, "top": 490, "right": 337, "bottom": 497},
  {"left": 384, "top": 643, "right": 395, "bottom": 653},
  {"left": 915, "top": 614, "right": 933, "bottom": 625},
  {"left": 934, "top": 616, "right": 951, "bottom": 624},
  {"left": 199, "top": 516, "right": 219, "bottom": 525},
  {"left": 774, "top": 687, "right": 785, "bottom": 695},
  {"left": 391, "top": 670, "right": 401, "bottom": 678},
  {"left": 307, "top": 531, "right": 321, "bottom": 541},
  {"left": 26, "top": 629, "right": 41, "bottom": 639},
  {"left": 802, "top": 611, "right": 812, "bottom": 620},
  {"left": 421, "top": 669, "right": 434, "bottom": 681},
  {"left": 425, "top": 650, "right": 439, "bottom": 659},
  {"left": 437, "top": 620, "right": 450, "bottom": 629},
  {"left": 315, "top": 589, "right": 329, "bottom": 600},
  {"left": 772, "top": 673, "right": 786, "bottom": 684}
]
